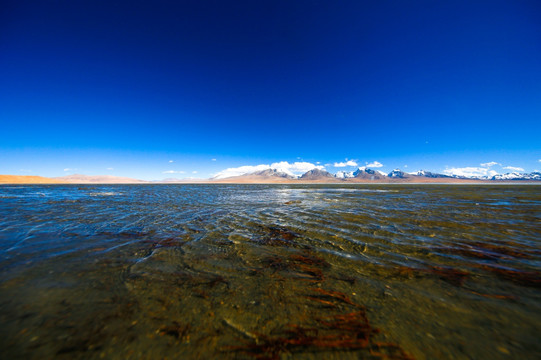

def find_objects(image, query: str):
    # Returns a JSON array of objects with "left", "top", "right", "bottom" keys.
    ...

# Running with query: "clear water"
[{"left": 0, "top": 184, "right": 540, "bottom": 359}]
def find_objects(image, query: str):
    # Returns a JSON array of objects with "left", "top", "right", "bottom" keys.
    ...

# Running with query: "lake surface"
[{"left": 0, "top": 184, "right": 540, "bottom": 359}]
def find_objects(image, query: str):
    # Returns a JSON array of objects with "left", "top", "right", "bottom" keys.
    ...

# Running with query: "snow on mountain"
[
  {"left": 491, "top": 172, "right": 541, "bottom": 180},
  {"left": 335, "top": 170, "right": 354, "bottom": 178},
  {"left": 387, "top": 169, "right": 409, "bottom": 178},
  {"left": 353, "top": 168, "right": 386, "bottom": 180},
  {"left": 252, "top": 169, "right": 296, "bottom": 179},
  {"left": 413, "top": 170, "right": 451, "bottom": 178}
]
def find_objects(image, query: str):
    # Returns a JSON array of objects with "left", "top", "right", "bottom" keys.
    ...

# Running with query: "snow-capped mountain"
[
  {"left": 335, "top": 170, "right": 354, "bottom": 179},
  {"left": 491, "top": 172, "right": 541, "bottom": 180},
  {"left": 353, "top": 168, "right": 386, "bottom": 180},
  {"left": 252, "top": 169, "right": 296, "bottom": 179},
  {"left": 387, "top": 169, "right": 409, "bottom": 178},
  {"left": 413, "top": 170, "right": 451, "bottom": 178}
]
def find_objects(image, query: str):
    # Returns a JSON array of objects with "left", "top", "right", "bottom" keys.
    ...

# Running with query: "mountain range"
[
  {"left": 1, "top": 169, "right": 540, "bottom": 184},
  {"left": 209, "top": 168, "right": 541, "bottom": 183}
]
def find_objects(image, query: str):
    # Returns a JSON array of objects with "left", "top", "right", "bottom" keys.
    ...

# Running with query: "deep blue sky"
[{"left": 1, "top": 0, "right": 540, "bottom": 179}]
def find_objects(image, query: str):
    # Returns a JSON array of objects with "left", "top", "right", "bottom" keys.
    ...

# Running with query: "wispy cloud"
[
  {"left": 333, "top": 160, "right": 357, "bottom": 167},
  {"left": 211, "top": 158, "right": 217, "bottom": 161},
  {"left": 213, "top": 161, "right": 323, "bottom": 179},
  {"left": 480, "top": 161, "right": 500, "bottom": 167},
  {"left": 366, "top": 161, "right": 383, "bottom": 168},
  {"left": 503, "top": 166, "right": 524, "bottom": 172},
  {"left": 63, "top": 168, "right": 77, "bottom": 172},
  {"left": 106, "top": 167, "right": 114, "bottom": 171},
  {"left": 169, "top": 160, "right": 174, "bottom": 163},
  {"left": 19, "top": 169, "right": 32, "bottom": 172},
  {"left": 443, "top": 167, "right": 498, "bottom": 178},
  {"left": 162, "top": 170, "right": 186, "bottom": 174},
  {"left": 192, "top": 171, "right": 198, "bottom": 174},
  {"left": 213, "top": 164, "right": 270, "bottom": 179}
]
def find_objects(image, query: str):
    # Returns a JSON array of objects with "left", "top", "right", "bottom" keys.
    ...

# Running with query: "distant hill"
[
  {"left": 0, "top": 175, "right": 67, "bottom": 184},
  {"left": 55, "top": 174, "right": 147, "bottom": 184},
  {"left": 2, "top": 169, "right": 541, "bottom": 185},
  {"left": 212, "top": 168, "right": 297, "bottom": 183},
  {"left": 299, "top": 169, "right": 335, "bottom": 180}
]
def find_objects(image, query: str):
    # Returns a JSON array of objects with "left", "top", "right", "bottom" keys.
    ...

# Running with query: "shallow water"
[{"left": 0, "top": 184, "right": 540, "bottom": 359}]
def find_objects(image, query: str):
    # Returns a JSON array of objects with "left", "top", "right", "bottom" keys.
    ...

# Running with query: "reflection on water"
[{"left": 0, "top": 184, "right": 540, "bottom": 359}]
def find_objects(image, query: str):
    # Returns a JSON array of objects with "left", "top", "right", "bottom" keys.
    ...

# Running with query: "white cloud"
[
  {"left": 192, "top": 171, "right": 198, "bottom": 174},
  {"left": 211, "top": 158, "right": 217, "bottom": 161},
  {"left": 366, "top": 161, "right": 383, "bottom": 168},
  {"left": 333, "top": 160, "right": 358, "bottom": 167},
  {"left": 213, "top": 161, "right": 323, "bottom": 179},
  {"left": 443, "top": 167, "right": 498, "bottom": 178},
  {"left": 162, "top": 170, "right": 186, "bottom": 174},
  {"left": 64, "top": 168, "right": 77, "bottom": 172},
  {"left": 503, "top": 166, "right": 524, "bottom": 172},
  {"left": 106, "top": 167, "right": 114, "bottom": 171},
  {"left": 480, "top": 161, "right": 500, "bottom": 167},
  {"left": 270, "top": 161, "right": 324, "bottom": 176},
  {"left": 404, "top": 165, "right": 408, "bottom": 168},
  {"left": 19, "top": 169, "right": 32, "bottom": 172},
  {"left": 169, "top": 160, "right": 174, "bottom": 163},
  {"left": 538, "top": 159, "right": 541, "bottom": 162}
]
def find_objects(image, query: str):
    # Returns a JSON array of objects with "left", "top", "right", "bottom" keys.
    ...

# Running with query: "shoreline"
[{"left": 2, "top": 174, "right": 540, "bottom": 185}]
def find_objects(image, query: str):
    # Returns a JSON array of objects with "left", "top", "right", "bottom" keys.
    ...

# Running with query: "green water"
[{"left": 0, "top": 184, "right": 540, "bottom": 359}]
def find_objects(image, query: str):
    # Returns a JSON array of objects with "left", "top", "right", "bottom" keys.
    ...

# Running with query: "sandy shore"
[{"left": 0, "top": 175, "right": 68, "bottom": 184}]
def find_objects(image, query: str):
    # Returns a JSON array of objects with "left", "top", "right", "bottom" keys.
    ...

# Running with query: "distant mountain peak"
[
  {"left": 299, "top": 168, "right": 334, "bottom": 179},
  {"left": 252, "top": 168, "right": 296, "bottom": 179},
  {"left": 414, "top": 170, "right": 450, "bottom": 178},
  {"left": 335, "top": 170, "right": 354, "bottom": 179},
  {"left": 387, "top": 169, "right": 409, "bottom": 178},
  {"left": 352, "top": 168, "right": 386, "bottom": 180}
]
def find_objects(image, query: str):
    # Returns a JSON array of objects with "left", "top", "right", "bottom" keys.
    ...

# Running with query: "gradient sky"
[{"left": 1, "top": 0, "right": 540, "bottom": 180}]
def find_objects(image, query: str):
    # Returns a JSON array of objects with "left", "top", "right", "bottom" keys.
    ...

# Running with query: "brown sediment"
[
  {"left": 466, "top": 290, "right": 518, "bottom": 300},
  {"left": 308, "top": 288, "right": 357, "bottom": 307},
  {"left": 426, "top": 266, "right": 469, "bottom": 287},
  {"left": 259, "top": 250, "right": 329, "bottom": 282},
  {"left": 158, "top": 321, "right": 191, "bottom": 340},
  {"left": 252, "top": 225, "right": 303, "bottom": 247},
  {"left": 289, "top": 253, "right": 330, "bottom": 268},
  {"left": 225, "top": 264, "right": 414, "bottom": 359},
  {"left": 479, "top": 265, "right": 541, "bottom": 288},
  {"left": 296, "top": 264, "right": 325, "bottom": 282},
  {"left": 225, "top": 305, "right": 413, "bottom": 360},
  {"left": 433, "top": 242, "right": 534, "bottom": 260},
  {"left": 390, "top": 265, "right": 469, "bottom": 287}
]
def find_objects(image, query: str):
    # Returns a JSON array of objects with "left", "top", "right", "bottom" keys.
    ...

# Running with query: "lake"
[{"left": 0, "top": 184, "right": 540, "bottom": 359}]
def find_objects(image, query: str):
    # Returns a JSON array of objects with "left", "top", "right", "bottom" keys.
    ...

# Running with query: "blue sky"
[{"left": 1, "top": 1, "right": 540, "bottom": 180}]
